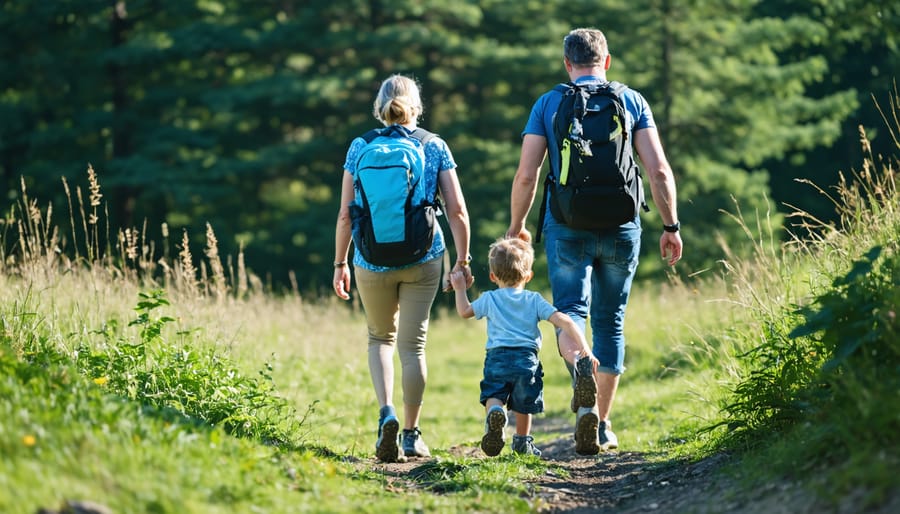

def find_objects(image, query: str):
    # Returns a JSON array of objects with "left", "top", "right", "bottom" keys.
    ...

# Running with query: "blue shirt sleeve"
[
  {"left": 522, "top": 90, "right": 557, "bottom": 139},
  {"left": 532, "top": 292, "right": 558, "bottom": 321},
  {"left": 342, "top": 137, "right": 367, "bottom": 173},
  {"left": 621, "top": 89, "right": 655, "bottom": 131}
]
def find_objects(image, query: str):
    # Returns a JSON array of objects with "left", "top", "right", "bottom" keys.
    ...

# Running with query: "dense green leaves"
[{"left": 0, "top": 0, "right": 896, "bottom": 292}]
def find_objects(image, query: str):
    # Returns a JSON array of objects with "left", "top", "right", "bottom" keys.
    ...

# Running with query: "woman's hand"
[{"left": 333, "top": 265, "right": 351, "bottom": 300}]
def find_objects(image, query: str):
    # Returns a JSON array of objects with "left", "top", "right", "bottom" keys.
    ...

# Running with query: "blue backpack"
[{"left": 349, "top": 125, "right": 439, "bottom": 267}]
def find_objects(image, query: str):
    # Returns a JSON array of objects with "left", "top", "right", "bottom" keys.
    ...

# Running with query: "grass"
[
  {"left": 1, "top": 94, "right": 898, "bottom": 512},
  {"left": 0, "top": 207, "right": 723, "bottom": 513}
]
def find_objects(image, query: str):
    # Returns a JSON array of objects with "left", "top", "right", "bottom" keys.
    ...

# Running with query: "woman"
[{"left": 333, "top": 74, "right": 473, "bottom": 462}]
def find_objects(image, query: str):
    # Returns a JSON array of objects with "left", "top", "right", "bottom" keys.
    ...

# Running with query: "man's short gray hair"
[{"left": 564, "top": 28, "right": 608, "bottom": 67}]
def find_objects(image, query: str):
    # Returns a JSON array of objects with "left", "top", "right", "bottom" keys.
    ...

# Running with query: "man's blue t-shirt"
[
  {"left": 522, "top": 76, "right": 656, "bottom": 182},
  {"left": 471, "top": 288, "right": 558, "bottom": 351},
  {"left": 343, "top": 128, "right": 457, "bottom": 272}
]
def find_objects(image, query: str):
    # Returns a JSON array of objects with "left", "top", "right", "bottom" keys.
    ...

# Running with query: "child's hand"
[
  {"left": 584, "top": 350, "right": 600, "bottom": 372},
  {"left": 448, "top": 270, "right": 466, "bottom": 291}
]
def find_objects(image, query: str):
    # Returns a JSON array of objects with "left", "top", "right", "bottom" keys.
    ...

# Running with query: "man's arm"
[
  {"left": 506, "top": 134, "right": 548, "bottom": 241},
  {"left": 634, "top": 127, "right": 683, "bottom": 266}
]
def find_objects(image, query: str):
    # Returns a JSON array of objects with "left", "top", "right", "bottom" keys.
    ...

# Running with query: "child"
[{"left": 449, "top": 237, "right": 600, "bottom": 457}]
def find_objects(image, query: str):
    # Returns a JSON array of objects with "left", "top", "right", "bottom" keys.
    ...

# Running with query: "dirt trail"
[{"left": 367, "top": 417, "right": 899, "bottom": 514}]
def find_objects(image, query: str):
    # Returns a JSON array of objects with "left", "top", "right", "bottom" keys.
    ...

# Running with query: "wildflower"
[
  {"left": 22, "top": 435, "right": 36, "bottom": 447},
  {"left": 93, "top": 376, "right": 109, "bottom": 386}
]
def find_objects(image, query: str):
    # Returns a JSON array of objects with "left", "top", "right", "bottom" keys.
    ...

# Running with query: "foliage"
[
  {"left": 72, "top": 290, "right": 303, "bottom": 444},
  {"left": 709, "top": 92, "right": 899, "bottom": 505},
  {"left": 791, "top": 246, "right": 899, "bottom": 374},
  {"left": 1, "top": 1, "right": 896, "bottom": 292}
]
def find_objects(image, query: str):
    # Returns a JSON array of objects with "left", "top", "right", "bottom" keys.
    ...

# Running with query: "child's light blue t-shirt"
[{"left": 471, "top": 288, "right": 558, "bottom": 351}]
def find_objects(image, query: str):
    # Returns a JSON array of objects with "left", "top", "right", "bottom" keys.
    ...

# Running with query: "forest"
[{"left": 1, "top": 0, "right": 898, "bottom": 294}]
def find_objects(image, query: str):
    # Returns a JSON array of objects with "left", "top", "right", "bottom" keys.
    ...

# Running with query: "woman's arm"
[
  {"left": 333, "top": 170, "right": 355, "bottom": 300},
  {"left": 439, "top": 168, "right": 474, "bottom": 289}
]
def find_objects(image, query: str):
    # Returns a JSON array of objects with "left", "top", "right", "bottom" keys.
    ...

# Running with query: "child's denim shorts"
[{"left": 480, "top": 346, "right": 544, "bottom": 414}]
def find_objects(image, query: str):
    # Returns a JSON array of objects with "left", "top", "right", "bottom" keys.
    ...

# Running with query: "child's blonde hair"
[
  {"left": 488, "top": 237, "right": 534, "bottom": 286},
  {"left": 372, "top": 74, "right": 423, "bottom": 126}
]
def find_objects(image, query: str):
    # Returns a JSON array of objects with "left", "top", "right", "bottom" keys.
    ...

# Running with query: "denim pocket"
[
  {"left": 554, "top": 238, "right": 586, "bottom": 268},
  {"left": 613, "top": 234, "right": 640, "bottom": 267}
]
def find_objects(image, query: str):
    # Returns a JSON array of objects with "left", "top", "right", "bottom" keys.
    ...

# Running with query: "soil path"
[{"left": 365, "top": 416, "right": 899, "bottom": 514}]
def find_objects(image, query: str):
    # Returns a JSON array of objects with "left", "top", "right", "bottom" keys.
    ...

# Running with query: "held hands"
[
  {"left": 445, "top": 270, "right": 466, "bottom": 291},
  {"left": 447, "top": 267, "right": 472, "bottom": 292}
]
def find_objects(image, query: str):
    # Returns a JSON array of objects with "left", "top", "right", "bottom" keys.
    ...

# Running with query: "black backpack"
[
  {"left": 536, "top": 81, "right": 648, "bottom": 242},
  {"left": 349, "top": 125, "right": 439, "bottom": 267}
]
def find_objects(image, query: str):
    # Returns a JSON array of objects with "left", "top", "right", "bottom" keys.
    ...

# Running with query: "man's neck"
[{"left": 570, "top": 66, "right": 606, "bottom": 82}]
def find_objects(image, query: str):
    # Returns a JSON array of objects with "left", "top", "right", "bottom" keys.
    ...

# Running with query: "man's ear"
[
  {"left": 564, "top": 57, "right": 573, "bottom": 73},
  {"left": 604, "top": 54, "right": 611, "bottom": 71}
]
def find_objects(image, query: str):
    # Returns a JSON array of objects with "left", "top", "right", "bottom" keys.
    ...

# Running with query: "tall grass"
[
  {"left": 0, "top": 166, "right": 571, "bottom": 513},
  {"left": 2, "top": 88, "right": 897, "bottom": 512},
  {"left": 707, "top": 88, "right": 899, "bottom": 507}
]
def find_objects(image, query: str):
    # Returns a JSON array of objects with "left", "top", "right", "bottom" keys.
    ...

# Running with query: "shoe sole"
[
  {"left": 574, "top": 409, "right": 601, "bottom": 455},
  {"left": 376, "top": 417, "right": 401, "bottom": 463},
  {"left": 573, "top": 356, "right": 597, "bottom": 411},
  {"left": 481, "top": 409, "right": 506, "bottom": 457}
]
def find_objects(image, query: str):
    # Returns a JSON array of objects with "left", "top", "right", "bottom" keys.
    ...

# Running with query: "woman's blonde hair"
[
  {"left": 488, "top": 237, "right": 534, "bottom": 286},
  {"left": 373, "top": 74, "right": 423, "bottom": 126}
]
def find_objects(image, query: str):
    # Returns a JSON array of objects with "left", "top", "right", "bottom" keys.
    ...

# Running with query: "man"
[{"left": 506, "top": 27, "right": 683, "bottom": 453}]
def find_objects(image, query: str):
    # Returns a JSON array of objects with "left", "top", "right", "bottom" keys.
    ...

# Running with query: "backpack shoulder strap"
[
  {"left": 607, "top": 81, "right": 629, "bottom": 97},
  {"left": 408, "top": 127, "right": 437, "bottom": 147},
  {"left": 406, "top": 128, "right": 442, "bottom": 204},
  {"left": 360, "top": 127, "right": 385, "bottom": 144},
  {"left": 553, "top": 82, "right": 575, "bottom": 94}
]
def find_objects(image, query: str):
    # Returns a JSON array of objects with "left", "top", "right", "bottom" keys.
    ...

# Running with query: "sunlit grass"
[{"left": 2, "top": 86, "right": 898, "bottom": 511}]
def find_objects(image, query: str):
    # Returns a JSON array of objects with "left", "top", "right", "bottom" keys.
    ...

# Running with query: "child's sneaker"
[
  {"left": 375, "top": 406, "right": 404, "bottom": 463},
  {"left": 480, "top": 406, "right": 507, "bottom": 457},
  {"left": 572, "top": 354, "right": 597, "bottom": 412},
  {"left": 401, "top": 427, "right": 431, "bottom": 458},
  {"left": 599, "top": 420, "right": 619, "bottom": 451},
  {"left": 574, "top": 406, "right": 601, "bottom": 455},
  {"left": 511, "top": 435, "right": 542, "bottom": 457}
]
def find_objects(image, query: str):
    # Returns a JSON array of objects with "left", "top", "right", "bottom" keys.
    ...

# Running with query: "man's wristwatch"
[{"left": 663, "top": 222, "right": 681, "bottom": 233}]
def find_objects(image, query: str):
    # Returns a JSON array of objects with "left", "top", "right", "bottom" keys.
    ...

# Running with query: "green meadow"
[{"left": 1, "top": 118, "right": 898, "bottom": 513}]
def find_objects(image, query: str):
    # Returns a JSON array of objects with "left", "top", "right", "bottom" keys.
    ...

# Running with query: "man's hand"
[
  {"left": 660, "top": 231, "right": 683, "bottom": 266},
  {"left": 505, "top": 226, "right": 532, "bottom": 243}
]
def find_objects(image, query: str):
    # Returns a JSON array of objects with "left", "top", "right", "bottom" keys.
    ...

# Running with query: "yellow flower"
[
  {"left": 93, "top": 376, "right": 109, "bottom": 386},
  {"left": 22, "top": 435, "right": 36, "bottom": 447}
]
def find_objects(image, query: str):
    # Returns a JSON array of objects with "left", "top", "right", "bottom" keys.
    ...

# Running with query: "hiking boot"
[
  {"left": 401, "top": 427, "right": 431, "bottom": 458},
  {"left": 574, "top": 406, "right": 601, "bottom": 455},
  {"left": 480, "top": 406, "right": 507, "bottom": 457},
  {"left": 571, "top": 354, "right": 597, "bottom": 413},
  {"left": 599, "top": 420, "right": 619, "bottom": 451},
  {"left": 511, "top": 435, "right": 542, "bottom": 457},
  {"left": 375, "top": 406, "right": 405, "bottom": 463}
]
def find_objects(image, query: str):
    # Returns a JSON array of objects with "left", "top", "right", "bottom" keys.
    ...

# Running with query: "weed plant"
[{"left": 709, "top": 89, "right": 900, "bottom": 507}]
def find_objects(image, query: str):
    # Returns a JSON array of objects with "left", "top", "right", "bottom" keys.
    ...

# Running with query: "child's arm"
[
  {"left": 450, "top": 270, "right": 475, "bottom": 318},
  {"left": 548, "top": 311, "right": 598, "bottom": 368}
]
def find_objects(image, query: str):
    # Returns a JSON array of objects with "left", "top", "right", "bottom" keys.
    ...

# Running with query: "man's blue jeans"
[{"left": 543, "top": 215, "right": 641, "bottom": 375}]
